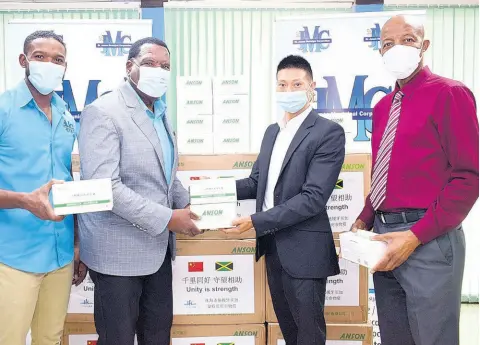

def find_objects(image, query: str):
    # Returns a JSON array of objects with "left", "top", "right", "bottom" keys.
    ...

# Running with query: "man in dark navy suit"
[{"left": 223, "top": 55, "right": 346, "bottom": 345}]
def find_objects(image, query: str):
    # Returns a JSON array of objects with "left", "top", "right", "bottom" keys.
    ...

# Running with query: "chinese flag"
[
  {"left": 87, "top": 341, "right": 97, "bottom": 345},
  {"left": 188, "top": 262, "right": 204, "bottom": 272}
]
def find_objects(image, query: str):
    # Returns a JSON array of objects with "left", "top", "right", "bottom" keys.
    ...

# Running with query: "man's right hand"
[
  {"left": 168, "top": 209, "right": 202, "bottom": 237},
  {"left": 23, "top": 180, "right": 64, "bottom": 222},
  {"left": 350, "top": 219, "right": 367, "bottom": 232},
  {"left": 339, "top": 219, "right": 367, "bottom": 260}
]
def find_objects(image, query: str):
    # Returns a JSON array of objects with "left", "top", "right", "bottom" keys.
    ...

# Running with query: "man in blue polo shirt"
[{"left": 0, "top": 31, "right": 87, "bottom": 345}]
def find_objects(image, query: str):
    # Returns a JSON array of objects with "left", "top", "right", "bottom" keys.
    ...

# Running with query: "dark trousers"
[
  {"left": 373, "top": 216, "right": 465, "bottom": 345},
  {"left": 89, "top": 250, "right": 173, "bottom": 345},
  {"left": 265, "top": 237, "right": 327, "bottom": 345}
]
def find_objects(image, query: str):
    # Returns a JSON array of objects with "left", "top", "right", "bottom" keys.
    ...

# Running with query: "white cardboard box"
[
  {"left": 214, "top": 133, "right": 250, "bottom": 154},
  {"left": 213, "top": 94, "right": 249, "bottom": 115},
  {"left": 177, "top": 94, "right": 213, "bottom": 115},
  {"left": 189, "top": 178, "right": 237, "bottom": 205},
  {"left": 189, "top": 178, "right": 237, "bottom": 230},
  {"left": 190, "top": 202, "right": 237, "bottom": 230},
  {"left": 177, "top": 114, "right": 213, "bottom": 134},
  {"left": 178, "top": 133, "right": 214, "bottom": 155},
  {"left": 177, "top": 76, "right": 212, "bottom": 97},
  {"left": 339, "top": 230, "right": 387, "bottom": 269},
  {"left": 213, "top": 114, "right": 250, "bottom": 134},
  {"left": 213, "top": 76, "right": 249, "bottom": 95},
  {"left": 52, "top": 178, "right": 113, "bottom": 216}
]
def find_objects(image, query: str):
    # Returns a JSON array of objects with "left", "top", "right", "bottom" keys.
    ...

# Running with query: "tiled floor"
[{"left": 460, "top": 304, "right": 479, "bottom": 345}]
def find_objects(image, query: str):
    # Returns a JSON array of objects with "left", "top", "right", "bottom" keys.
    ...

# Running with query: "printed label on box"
[
  {"left": 369, "top": 291, "right": 382, "bottom": 345},
  {"left": 67, "top": 273, "right": 94, "bottom": 314},
  {"left": 172, "top": 255, "right": 255, "bottom": 315},
  {"left": 326, "top": 172, "right": 364, "bottom": 233},
  {"left": 325, "top": 258, "right": 360, "bottom": 306},
  {"left": 172, "top": 336, "right": 255, "bottom": 345}
]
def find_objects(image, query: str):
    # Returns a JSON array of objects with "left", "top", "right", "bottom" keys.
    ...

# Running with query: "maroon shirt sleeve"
[
  {"left": 358, "top": 193, "right": 375, "bottom": 230},
  {"left": 411, "top": 85, "right": 479, "bottom": 243}
]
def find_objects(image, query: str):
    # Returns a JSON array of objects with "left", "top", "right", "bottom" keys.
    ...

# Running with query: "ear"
[
  {"left": 421, "top": 39, "right": 431, "bottom": 54},
  {"left": 19, "top": 54, "right": 27, "bottom": 69},
  {"left": 126, "top": 60, "right": 133, "bottom": 76}
]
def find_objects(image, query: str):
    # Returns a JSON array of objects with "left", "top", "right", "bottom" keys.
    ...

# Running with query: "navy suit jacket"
[{"left": 236, "top": 110, "right": 345, "bottom": 279}]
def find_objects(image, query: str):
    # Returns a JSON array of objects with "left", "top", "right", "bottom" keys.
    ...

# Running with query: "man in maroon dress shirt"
[{"left": 352, "top": 15, "right": 479, "bottom": 345}]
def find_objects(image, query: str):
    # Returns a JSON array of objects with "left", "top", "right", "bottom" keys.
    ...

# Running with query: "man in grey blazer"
[{"left": 78, "top": 38, "right": 201, "bottom": 345}]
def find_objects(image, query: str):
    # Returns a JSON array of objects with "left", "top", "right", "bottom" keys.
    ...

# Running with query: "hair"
[
  {"left": 23, "top": 30, "right": 66, "bottom": 54},
  {"left": 277, "top": 55, "right": 313, "bottom": 80},
  {"left": 128, "top": 37, "right": 170, "bottom": 60}
]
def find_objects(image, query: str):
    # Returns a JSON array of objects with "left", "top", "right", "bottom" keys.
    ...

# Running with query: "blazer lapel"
[
  {"left": 119, "top": 83, "right": 167, "bottom": 180},
  {"left": 163, "top": 116, "right": 178, "bottom": 190},
  {"left": 278, "top": 110, "right": 318, "bottom": 178},
  {"left": 258, "top": 125, "right": 280, "bottom": 205}
]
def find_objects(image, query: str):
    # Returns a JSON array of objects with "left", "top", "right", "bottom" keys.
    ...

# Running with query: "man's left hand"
[
  {"left": 221, "top": 216, "right": 254, "bottom": 235},
  {"left": 73, "top": 246, "right": 88, "bottom": 286},
  {"left": 371, "top": 230, "right": 421, "bottom": 273}
]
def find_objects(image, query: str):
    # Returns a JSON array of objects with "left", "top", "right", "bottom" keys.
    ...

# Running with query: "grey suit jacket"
[{"left": 77, "top": 82, "right": 189, "bottom": 276}]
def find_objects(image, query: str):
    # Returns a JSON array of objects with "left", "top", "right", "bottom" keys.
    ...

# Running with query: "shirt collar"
[
  {"left": 278, "top": 105, "right": 312, "bottom": 131},
  {"left": 395, "top": 66, "right": 433, "bottom": 95},
  {"left": 14, "top": 79, "right": 67, "bottom": 113},
  {"left": 126, "top": 82, "right": 166, "bottom": 120}
]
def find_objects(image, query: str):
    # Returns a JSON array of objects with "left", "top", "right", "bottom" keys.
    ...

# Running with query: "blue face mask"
[{"left": 276, "top": 90, "right": 309, "bottom": 114}]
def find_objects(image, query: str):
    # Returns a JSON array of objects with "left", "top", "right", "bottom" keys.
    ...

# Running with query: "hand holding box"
[{"left": 339, "top": 230, "right": 387, "bottom": 269}]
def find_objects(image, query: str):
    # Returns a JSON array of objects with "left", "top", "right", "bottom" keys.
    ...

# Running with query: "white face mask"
[
  {"left": 276, "top": 90, "right": 310, "bottom": 114},
  {"left": 382, "top": 44, "right": 423, "bottom": 80},
  {"left": 131, "top": 65, "right": 170, "bottom": 98},
  {"left": 27, "top": 59, "right": 65, "bottom": 95}
]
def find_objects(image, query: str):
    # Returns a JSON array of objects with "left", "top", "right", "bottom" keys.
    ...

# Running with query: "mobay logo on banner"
[
  {"left": 315, "top": 75, "right": 392, "bottom": 141},
  {"left": 96, "top": 30, "right": 132, "bottom": 56},
  {"left": 364, "top": 23, "right": 381, "bottom": 51},
  {"left": 294, "top": 26, "right": 332, "bottom": 53},
  {"left": 56, "top": 80, "right": 108, "bottom": 121}
]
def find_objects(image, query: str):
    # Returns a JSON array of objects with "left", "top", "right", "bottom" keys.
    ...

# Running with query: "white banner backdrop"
[
  {"left": 4, "top": 19, "right": 152, "bottom": 138},
  {"left": 274, "top": 10, "right": 426, "bottom": 153}
]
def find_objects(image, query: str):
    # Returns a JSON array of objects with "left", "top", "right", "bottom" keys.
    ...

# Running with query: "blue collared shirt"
[
  {"left": 128, "top": 83, "right": 174, "bottom": 183},
  {"left": 0, "top": 80, "right": 76, "bottom": 274}
]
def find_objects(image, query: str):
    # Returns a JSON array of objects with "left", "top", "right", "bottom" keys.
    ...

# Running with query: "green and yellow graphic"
[{"left": 215, "top": 262, "right": 234, "bottom": 271}]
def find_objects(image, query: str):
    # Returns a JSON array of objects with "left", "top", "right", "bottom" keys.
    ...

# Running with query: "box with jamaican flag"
[
  {"left": 171, "top": 324, "right": 265, "bottom": 345},
  {"left": 172, "top": 239, "right": 265, "bottom": 324},
  {"left": 326, "top": 154, "right": 371, "bottom": 239}
]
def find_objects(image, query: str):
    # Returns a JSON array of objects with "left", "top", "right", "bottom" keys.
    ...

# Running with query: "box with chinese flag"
[
  {"left": 172, "top": 239, "right": 265, "bottom": 324},
  {"left": 62, "top": 322, "right": 138, "bottom": 345},
  {"left": 177, "top": 154, "right": 258, "bottom": 240},
  {"left": 267, "top": 323, "right": 372, "bottom": 345},
  {"left": 171, "top": 324, "right": 265, "bottom": 345},
  {"left": 266, "top": 240, "right": 368, "bottom": 324}
]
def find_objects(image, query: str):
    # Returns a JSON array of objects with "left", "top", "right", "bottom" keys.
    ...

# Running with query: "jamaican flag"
[
  {"left": 335, "top": 179, "right": 344, "bottom": 189},
  {"left": 215, "top": 261, "right": 233, "bottom": 271}
]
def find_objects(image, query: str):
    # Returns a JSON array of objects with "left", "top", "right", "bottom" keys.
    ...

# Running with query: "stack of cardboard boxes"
[
  {"left": 172, "top": 154, "right": 266, "bottom": 344},
  {"left": 64, "top": 153, "right": 374, "bottom": 344},
  {"left": 177, "top": 76, "right": 250, "bottom": 155}
]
